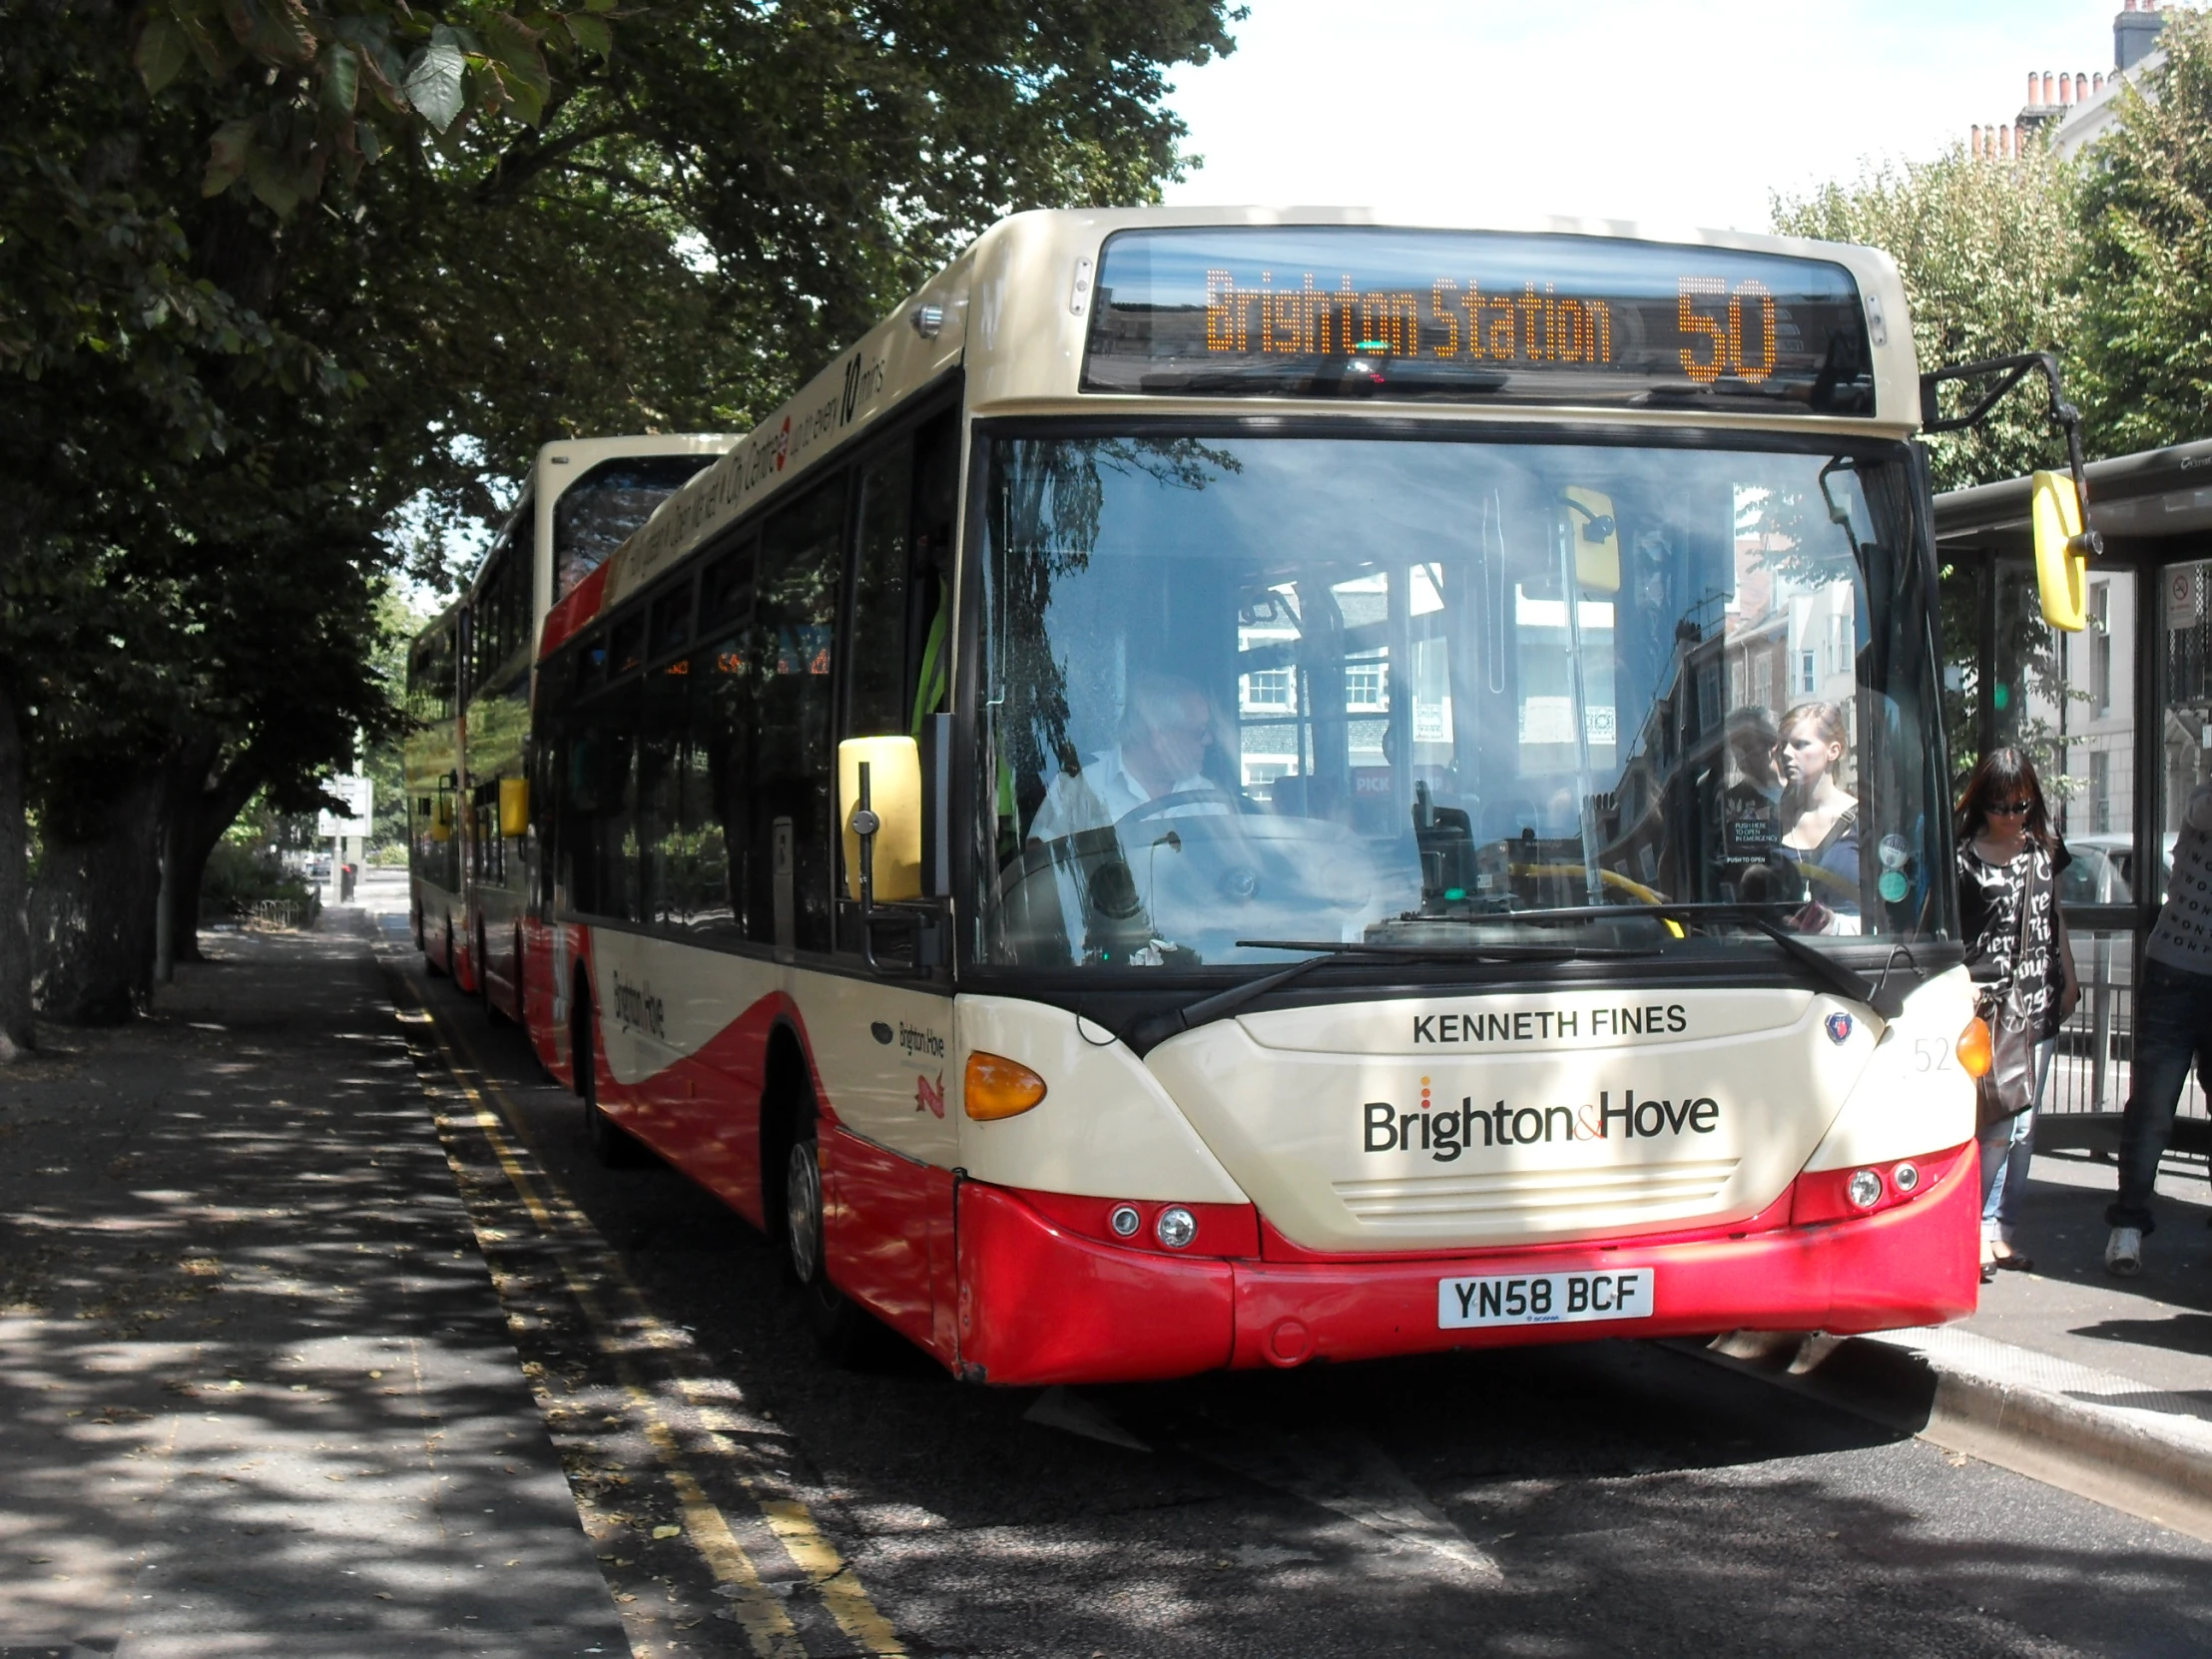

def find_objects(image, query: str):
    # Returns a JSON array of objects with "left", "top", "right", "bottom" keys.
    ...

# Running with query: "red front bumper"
[{"left": 952, "top": 1145, "right": 1980, "bottom": 1387}]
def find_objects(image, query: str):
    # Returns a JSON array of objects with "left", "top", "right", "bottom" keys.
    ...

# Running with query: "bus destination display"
[{"left": 1080, "top": 228, "right": 1876, "bottom": 414}]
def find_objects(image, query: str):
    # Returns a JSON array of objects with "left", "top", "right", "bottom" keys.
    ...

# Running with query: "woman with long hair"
[
  {"left": 1956, "top": 748, "right": 2078, "bottom": 1281},
  {"left": 1775, "top": 701, "right": 1859, "bottom": 932}
]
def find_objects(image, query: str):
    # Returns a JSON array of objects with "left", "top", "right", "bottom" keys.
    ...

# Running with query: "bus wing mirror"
[
  {"left": 1563, "top": 486, "right": 1620, "bottom": 591},
  {"left": 2030, "top": 469, "right": 2090, "bottom": 632},
  {"left": 839, "top": 737, "right": 922, "bottom": 902},
  {"left": 499, "top": 777, "right": 530, "bottom": 837}
]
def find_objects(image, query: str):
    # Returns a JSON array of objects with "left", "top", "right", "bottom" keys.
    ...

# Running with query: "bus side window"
[
  {"left": 752, "top": 475, "right": 845, "bottom": 953},
  {"left": 909, "top": 410, "right": 960, "bottom": 737},
  {"left": 845, "top": 439, "right": 914, "bottom": 740},
  {"left": 685, "top": 640, "right": 742, "bottom": 936},
  {"left": 689, "top": 541, "right": 755, "bottom": 938},
  {"left": 638, "top": 657, "right": 689, "bottom": 931}
]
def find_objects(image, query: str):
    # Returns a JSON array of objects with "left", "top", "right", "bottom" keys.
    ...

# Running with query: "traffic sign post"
[{"left": 317, "top": 777, "right": 373, "bottom": 904}]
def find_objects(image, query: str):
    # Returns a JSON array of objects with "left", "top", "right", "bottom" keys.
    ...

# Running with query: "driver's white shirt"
[{"left": 1026, "top": 747, "right": 1213, "bottom": 844}]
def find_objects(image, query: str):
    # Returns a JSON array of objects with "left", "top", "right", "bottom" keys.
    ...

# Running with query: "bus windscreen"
[
  {"left": 1081, "top": 228, "right": 1876, "bottom": 414},
  {"left": 554, "top": 455, "right": 719, "bottom": 600}
]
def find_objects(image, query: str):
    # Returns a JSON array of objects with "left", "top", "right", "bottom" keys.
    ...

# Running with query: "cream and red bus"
[
  {"left": 405, "top": 435, "right": 729, "bottom": 994},
  {"left": 519, "top": 208, "right": 1989, "bottom": 1382}
]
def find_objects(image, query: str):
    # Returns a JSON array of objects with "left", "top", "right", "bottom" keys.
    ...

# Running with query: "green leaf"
[
  {"left": 244, "top": 143, "right": 302, "bottom": 217},
  {"left": 137, "top": 13, "right": 193, "bottom": 94},
  {"left": 563, "top": 12, "right": 611, "bottom": 57},
  {"left": 203, "top": 118, "right": 256, "bottom": 197},
  {"left": 403, "top": 41, "right": 467, "bottom": 132},
  {"left": 321, "top": 43, "right": 358, "bottom": 116},
  {"left": 230, "top": 0, "right": 315, "bottom": 65}
]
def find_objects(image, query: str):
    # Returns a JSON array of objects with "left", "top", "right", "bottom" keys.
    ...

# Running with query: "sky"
[{"left": 1159, "top": 0, "right": 2131, "bottom": 233}]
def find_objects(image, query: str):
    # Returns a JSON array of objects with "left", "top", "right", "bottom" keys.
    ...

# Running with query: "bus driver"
[{"left": 1027, "top": 674, "right": 1228, "bottom": 844}]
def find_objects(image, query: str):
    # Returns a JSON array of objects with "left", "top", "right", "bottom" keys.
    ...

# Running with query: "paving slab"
[{"left": 0, "top": 918, "right": 626, "bottom": 1657}]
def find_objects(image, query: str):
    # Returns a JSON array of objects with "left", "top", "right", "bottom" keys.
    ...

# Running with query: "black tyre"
[
  {"left": 575, "top": 989, "right": 645, "bottom": 1168},
  {"left": 477, "top": 925, "right": 506, "bottom": 1024},
  {"left": 783, "top": 1120, "right": 882, "bottom": 1365}
]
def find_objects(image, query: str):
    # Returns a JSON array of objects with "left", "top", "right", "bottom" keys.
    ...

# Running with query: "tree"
[
  {"left": 1772, "top": 145, "right": 2084, "bottom": 493},
  {"left": 1, "top": 0, "right": 1240, "bottom": 1049},
  {"left": 0, "top": 2, "right": 597, "bottom": 1043},
  {"left": 2075, "top": 6, "right": 2212, "bottom": 453}
]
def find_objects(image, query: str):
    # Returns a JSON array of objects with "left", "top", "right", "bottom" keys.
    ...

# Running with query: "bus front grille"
[{"left": 1332, "top": 1158, "right": 1741, "bottom": 1228}]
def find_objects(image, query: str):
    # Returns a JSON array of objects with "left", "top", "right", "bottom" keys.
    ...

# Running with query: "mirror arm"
[
  {"left": 851, "top": 760, "right": 929, "bottom": 977},
  {"left": 1920, "top": 350, "right": 2103, "bottom": 557}
]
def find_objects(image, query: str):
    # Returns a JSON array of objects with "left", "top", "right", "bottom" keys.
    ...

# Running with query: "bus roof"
[{"left": 545, "top": 206, "right": 1922, "bottom": 655}]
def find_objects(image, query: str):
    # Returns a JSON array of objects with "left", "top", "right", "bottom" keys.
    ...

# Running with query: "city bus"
[
  {"left": 404, "top": 435, "right": 731, "bottom": 992},
  {"left": 519, "top": 208, "right": 1997, "bottom": 1383}
]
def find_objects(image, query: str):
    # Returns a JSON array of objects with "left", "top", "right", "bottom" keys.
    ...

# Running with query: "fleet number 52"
[{"left": 1912, "top": 1037, "right": 1957, "bottom": 1072}]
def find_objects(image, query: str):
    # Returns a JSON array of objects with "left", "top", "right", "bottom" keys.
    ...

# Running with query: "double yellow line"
[{"left": 390, "top": 982, "right": 903, "bottom": 1658}]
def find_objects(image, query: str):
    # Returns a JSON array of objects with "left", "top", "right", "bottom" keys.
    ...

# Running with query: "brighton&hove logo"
[{"left": 1364, "top": 1079, "right": 1720, "bottom": 1162}]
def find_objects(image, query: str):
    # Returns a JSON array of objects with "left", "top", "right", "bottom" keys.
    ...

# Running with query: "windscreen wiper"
[
  {"left": 1489, "top": 902, "right": 1913, "bottom": 1019},
  {"left": 1124, "top": 937, "right": 1658, "bottom": 1057}
]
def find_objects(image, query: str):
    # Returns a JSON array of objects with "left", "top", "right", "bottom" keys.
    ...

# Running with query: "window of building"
[
  {"left": 2090, "top": 582, "right": 2112, "bottom": 717},
  {"left": 1346, "top": 660, "right": 1385, "bottom": 710}
]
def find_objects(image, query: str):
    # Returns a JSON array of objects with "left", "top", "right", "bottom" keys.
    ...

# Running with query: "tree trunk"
[
  {"left": 0, "top": 681, "right": 34, "bottom": 1060},
  {"left": 160, "top": 753, "right": 261, "bottom": 967},
  {"left": 31, "top": 768, "right": 166, "bottom": 1025}
]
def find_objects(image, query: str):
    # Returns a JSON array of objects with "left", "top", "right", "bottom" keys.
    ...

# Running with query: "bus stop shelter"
[{"left": 1935, "top": 437, "right": 2212, "bottom": 1154}]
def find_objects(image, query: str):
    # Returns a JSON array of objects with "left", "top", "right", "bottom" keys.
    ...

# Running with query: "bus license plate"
[{"left": 1437, "top": 1269, "right": 1654, "bottom": 1330}]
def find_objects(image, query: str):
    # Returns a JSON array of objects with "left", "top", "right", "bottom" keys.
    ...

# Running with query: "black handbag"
[{"left": 1974, "top": 852, "right": 2045, "bottom": 1130}]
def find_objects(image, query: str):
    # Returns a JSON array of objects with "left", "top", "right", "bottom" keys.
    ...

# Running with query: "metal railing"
[{"left": 2040, "top": 928, "right": 2209, "bottom": 1121}]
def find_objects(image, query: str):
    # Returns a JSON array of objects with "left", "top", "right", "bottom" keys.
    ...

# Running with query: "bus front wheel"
[
  {"left": 575, "top": 986, "right": 644, "bottom": 1168},
  {"left": 783, "top": 1118, "right": 880, "bottom": 1366}
]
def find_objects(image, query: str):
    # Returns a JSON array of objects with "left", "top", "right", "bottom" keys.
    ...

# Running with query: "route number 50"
[{"left": 1679, "top": 276, "right": 1778, "bottom": 385}]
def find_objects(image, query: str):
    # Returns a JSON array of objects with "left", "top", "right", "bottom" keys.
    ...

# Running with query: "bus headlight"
[
  {"left": 1893, "top": 1161, "right": 1921, "bottom": 1194},
  {"left": 1155, "top": 1206, "right": 1198, "bottom": 1250},
  {"left": 1109, "top": 1205, "right": 1141, "bottom": 1238},
  {"left": 1846, "top": 1169, "right": 1884, "bottom": 1210}
]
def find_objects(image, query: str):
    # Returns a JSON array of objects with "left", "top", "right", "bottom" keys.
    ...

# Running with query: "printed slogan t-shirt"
[{"left": 2148, "top": 785, "right": 2212, "bottom": 976}]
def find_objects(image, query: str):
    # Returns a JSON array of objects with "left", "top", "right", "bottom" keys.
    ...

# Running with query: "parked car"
[
  {"left": 2063, "top": 831, "right": 2175, "bottom": 906},
  {"left": 2058, "top": 838, "right": 2132, "bottom": 906}
]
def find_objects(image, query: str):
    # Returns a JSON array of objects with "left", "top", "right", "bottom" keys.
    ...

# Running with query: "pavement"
[
  {"left": 0, "top": 891, "right": 627, "bottom": 1657},
  {"left": 7, "top": 875, "right": 2212, "bottom": 1656},
  {"left": 1702, "top": 1135, "right": 2212, "bottom": 1540}
]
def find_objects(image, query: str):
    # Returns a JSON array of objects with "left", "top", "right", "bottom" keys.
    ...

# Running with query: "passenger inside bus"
[{"left": 1774, "top": 699, "right": 1861, "bottom": 933}]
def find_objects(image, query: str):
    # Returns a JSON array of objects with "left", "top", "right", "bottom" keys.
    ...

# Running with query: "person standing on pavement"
[
  {"left": 2105, "top": 780, "right": 2212, "bottom": 1275},
  {"left": 1956, "top": 749, "right": 2077, "bottom": 1282}
]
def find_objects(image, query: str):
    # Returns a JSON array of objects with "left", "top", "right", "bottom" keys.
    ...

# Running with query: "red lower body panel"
[
  {"left": 955, "top": 1182, "right": 1237, "bottom": 1384},
  {"left": 950, "top": 1144, "right": 1980, "bottom": 1386},
  {"left": 825, "top": 1127, "right": 954, "bottom": 1355}
]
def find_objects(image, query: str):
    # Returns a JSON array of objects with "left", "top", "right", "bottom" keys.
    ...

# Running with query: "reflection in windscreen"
[
  {"left": 554, "top": 456, "right": 719, "bottom": 599},
  {"left": 975, "top": 435, "right": 1947, "bottom": 969}
]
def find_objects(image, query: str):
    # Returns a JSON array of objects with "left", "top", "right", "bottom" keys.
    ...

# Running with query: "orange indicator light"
[
  {"left": 1955, "top": 1017, "right": 1993, "bottom": 1078},
  {"left": 964, "top": 1052, "right": 1049, "bottom": 1120}
]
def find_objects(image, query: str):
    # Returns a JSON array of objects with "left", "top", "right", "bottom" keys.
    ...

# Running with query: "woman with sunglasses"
[{"left": 1956, "top": 749, "right": 2078, "bottom": 1282}]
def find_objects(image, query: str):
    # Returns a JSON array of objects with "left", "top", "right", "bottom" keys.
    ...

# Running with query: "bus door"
[{"left": 817, "top": 413, "right": 961, "bottom": 1352}]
